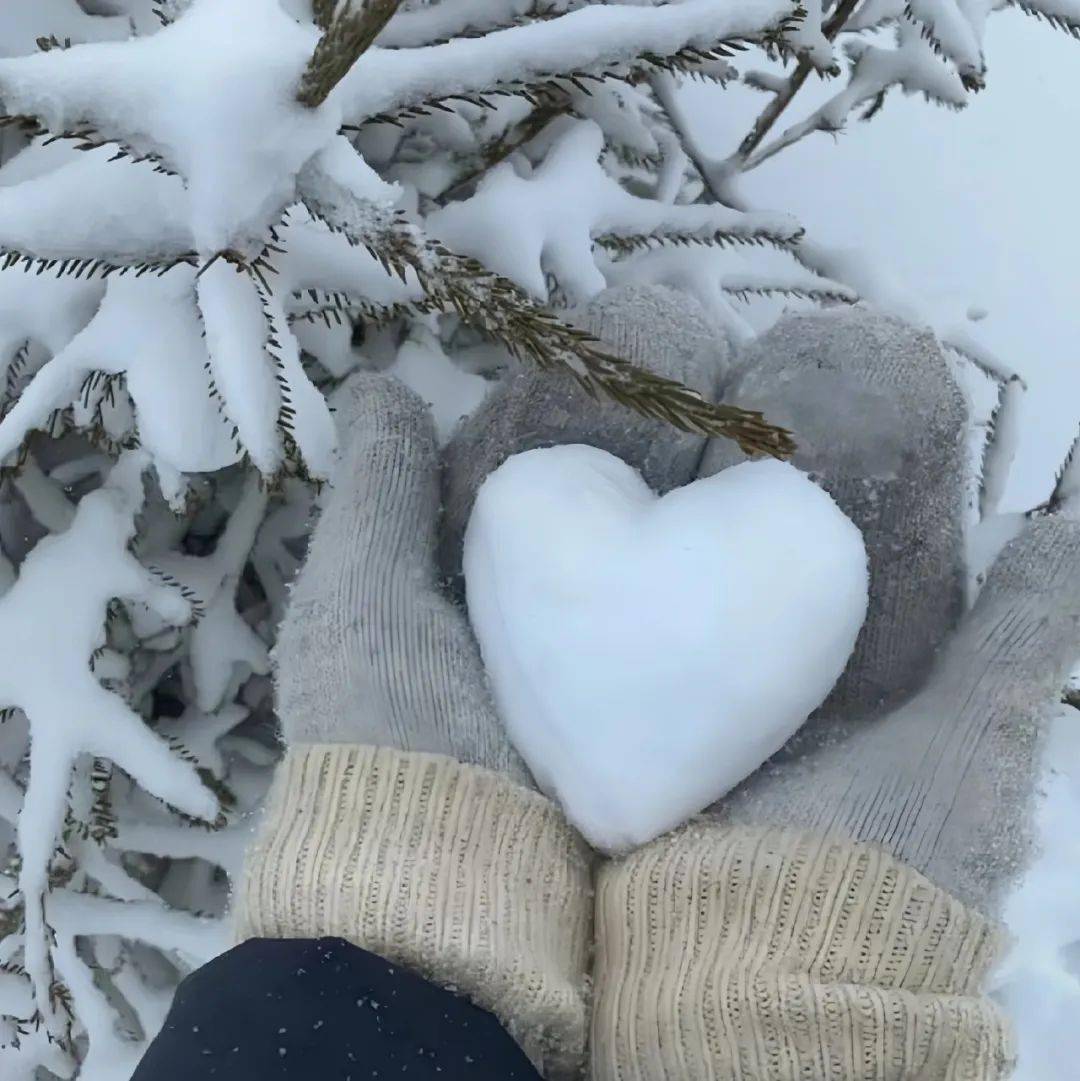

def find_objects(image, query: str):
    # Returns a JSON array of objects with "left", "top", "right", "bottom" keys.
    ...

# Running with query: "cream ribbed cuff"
[
  {"left": 592, "top": 823, "right": 1014, "bottom": 1081},
  {"left": 236, "top": 745, "right": 593, "bottom": 1079}
]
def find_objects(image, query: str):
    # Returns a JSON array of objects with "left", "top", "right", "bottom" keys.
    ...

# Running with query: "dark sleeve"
[{"left": 131, "top": 937, "right": 544, "bottom": 1080}]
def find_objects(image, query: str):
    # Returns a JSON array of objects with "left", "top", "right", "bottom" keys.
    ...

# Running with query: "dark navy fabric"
[{"left": 131, "top": 937, "right": 544, "bottom": 1079}]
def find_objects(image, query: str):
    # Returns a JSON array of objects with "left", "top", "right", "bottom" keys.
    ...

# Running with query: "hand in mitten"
[
  {"left": 235, "top": 378, "right": 595, "bottom": 1077},
  {"left": 590, "top": 309, "right": 1080, "bottom": 1081},
  {"left": 238, "top": 285, "right": 1080, "bottom": 1081},
  {"left": 235, "top": 284, "right": 724, "bottom": 1078}
]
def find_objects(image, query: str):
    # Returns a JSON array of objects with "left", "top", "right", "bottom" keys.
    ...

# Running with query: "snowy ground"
[{"left": 684, "top": 19, "right": 1080, "bottom": 1073}]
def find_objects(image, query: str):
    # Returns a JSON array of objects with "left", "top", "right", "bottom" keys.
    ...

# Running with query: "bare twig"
[
  {"left": 435, "top": 101, "right": 567, "bottom": 207},
  {"left": 731, "top": 0, "right": 860, "bottom": 167}
]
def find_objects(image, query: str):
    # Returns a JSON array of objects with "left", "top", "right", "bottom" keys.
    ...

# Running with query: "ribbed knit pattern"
[
  {"left": 592, "top": 824, "right": 1013, "bottom": 1081},
  {"left": 236, "top": 745, "right": 593, "bottom": 1079}
]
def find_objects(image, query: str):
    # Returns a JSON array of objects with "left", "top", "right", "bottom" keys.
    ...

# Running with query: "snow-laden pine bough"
[{"left": 0, "top": 0, "right": 1076, "bottom": 1076}]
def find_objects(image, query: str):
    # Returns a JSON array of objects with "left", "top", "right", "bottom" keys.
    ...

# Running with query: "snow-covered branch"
[{"left": 337, "top": 0, "right": 799, "bottom": 121}]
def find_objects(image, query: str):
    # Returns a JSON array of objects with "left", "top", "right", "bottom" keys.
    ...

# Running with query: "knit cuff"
[
  {"left": 592, "top": 823, "right": 1014, "bottom": 1081},
  {"left": 235, "top": 744, "right": 593, "bottom": 1079}
]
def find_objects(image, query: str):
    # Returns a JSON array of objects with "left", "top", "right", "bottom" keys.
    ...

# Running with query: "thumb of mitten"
[{"left": 274, "top": 370, "right": 528, "bottom": 780}]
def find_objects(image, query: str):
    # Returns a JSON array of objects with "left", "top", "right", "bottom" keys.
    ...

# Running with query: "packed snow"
[
  {"left": 464, "top": 446, "right": 868, "bottom": 850},
  {"left": 992, "top": 700, "right": 1080, "bottom": 1081},
  {"left": 428, "top": 118, "right": 800, "bottom": 303},
  {"left": 0, "top": 0, "right": 335, "bottom": 255},
  {"left": 0, "top": 452, "right": 218, "bottom": 1033}
]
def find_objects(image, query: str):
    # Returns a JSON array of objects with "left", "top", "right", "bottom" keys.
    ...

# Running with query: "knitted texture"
[
  {"left": 591, "top": 823, "right": 1013, "bottom": 1081},
  {"left": 273, "top": 373, "right": 529, "bottom": 782},
  {"left": 439, "top": 283, "right": 728, "bottom": 586},
  {"left": 236, "top": 745, "right": 593, "bottom": 1079},
  {"left": 702, "top": 307, "right": 967, "bottom": 720}
]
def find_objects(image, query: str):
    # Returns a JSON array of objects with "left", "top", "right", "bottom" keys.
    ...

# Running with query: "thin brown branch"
[
  {"left": 732, "top": 0, "right": 861, "bottom": 166},
  {"left": 298, "top": 0, "right": 405, "bottom": 109},
  {"left": 299, "top": 169, "right": 795, "bottom": 457},
  {"left": 434, "top": 101, "right": 567, "bottom": 207},
  {"left": 312, "top": 0, "right": 338, "bottom": 31}
]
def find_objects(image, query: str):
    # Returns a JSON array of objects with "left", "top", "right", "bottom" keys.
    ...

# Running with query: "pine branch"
[
  {"left": 38, "top": 127, "right": 180, "bottom": 177},
  {"left": 731, "top": 0, "right": 859, "bottom": 168},
  {"left": 722, "top": 280, "right": 857, "bottom": 304},
  {"left": 87, "top": 760, "right": 117, "bottom": 844},
  {"left": 1011, "top": 0, "right": 1080, "bottom": 37},
  {"left": 312, "top": 0, "right": 339, "bottom": 32},
  {"left": 859, "top": 87, "right": 890, "bottom": 121},
  {"left": 0, "top": 247, "right": 197, "bottom": 280},
  {"left": 901, "top": 7, "right": 985, "bottom": 91},
  {"left": 298, "top": 0, "right": 406, "bottom": 108},
  {"left": 423, "top": 242, "right": 793, "bottom": 454},
  {"left": 299, "top": 172, "right": 794, "bottom": 457},
  {"left": 379, "top": 0, "right": 564, "bottom": 49},
  {"left": 596, "top": 222, "right": 803, "bottom": 258},
  {"left": 3, "top": 342, "right": 31, "bottom": 413},
  {"left": 1042, "top": 425, "right": 1080, "bottom": 516},
  {"left": 0, "top": 112, "right": 43, "bottom": 136},
  {"left": 0, "top": 112, "right": 179, "bottom": 178},
  {"left": 362, "top": 38, "right": 762, "bottom": 127},
  {"left": 289, "top": 287, "right": 417, "bottom": 328},
  {"left": 434, "top": 101, "right": 567, "bottom": 206}
]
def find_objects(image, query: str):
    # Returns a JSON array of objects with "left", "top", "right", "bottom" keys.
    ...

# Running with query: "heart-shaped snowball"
[{"left": 464, "top": 446, "right": 868, "bottom": 851}]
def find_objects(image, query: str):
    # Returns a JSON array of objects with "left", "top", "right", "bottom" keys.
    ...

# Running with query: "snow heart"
[{"left": 464, "top": 446, "right": 868, "bottom": 851}]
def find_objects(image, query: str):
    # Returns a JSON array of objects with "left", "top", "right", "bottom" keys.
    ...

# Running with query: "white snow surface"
[
  {"left": 0, "top": 452, "right": 219, "bottom": 1030},
  {"left": 992, "top": 703, "right": 1080, "bottom": 1080},
  {"left": 0, "top": 0, "right": 338, "bottom": 254},
  {"left": 386, "top": 324, "right": 491, "bottom": 444},
  {"left": 464, "top": 446, "right": 868, "bottom": 850},
  {"left": 339, "top": 0, "right": 795, "bottom": 121},
  {"left": 428, "top": 118, "right": 799, "bottom": 303}
]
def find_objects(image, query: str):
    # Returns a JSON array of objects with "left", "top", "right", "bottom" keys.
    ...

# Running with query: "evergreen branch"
[
  {"left": 434, "top": 101, "right": 567, "bottom": 206},
  {"left": 1043, "top": 425, "right": 1080, "bottom": 515},
  {"left": 721, "top": 280, "right": 857, "bottom": 304},
  {"left": 250, "top": 275, "right": 303, "bottom": 458},
  {"left": 298, "top": 0, "right": 406, "bottom": 108},
  {"left": 38, "top": 127, "right": 180, "bottom": 177},
  {"left": 289, "top": 288, "right": 418, "bottom": 328},
  {"left": 0, "top": 248, "right": 197, "bottom": 280},
  {"left": 3, "top": 342, "right": 31, "bottom": 413},
  {"left": 363, "top": 38, "right": 761, "bottom": 127},
  {"left": 421, "top": 243, "right": 795, "bottom": 455},
  {"left": 88, "top": 760, "right": 117, "bottom": 845},
  {"left": 312, "top": 0, "right": 339, "bottom": 31},
  {"left": 730, "top": 0, "right": 859, "bottom": 167},
  {"left": 144, "top": 565, "right": 206, "bottom": 622},
  {"left": 859, "top": 87, "right": 890, "bottom": 121},
  {"left": 298, "top": 175, "right": 794, "bottom": 456},
  {"left": 0, "top": 114, "right": 179, "bottom": 177},
  {"left": 901, "top": 7, "right": 985, "bottom": 91},
  {"left": 380, "top": 1, "right": 564, "bottom": 48},
  {"left": 0, "top": 112, "right": 42, "bottom": 136},
  {"left": 1010, "top": 0, "right": 1080, "bottom": 37},
  {"left": 595, "top": 222, "right": 803, "bottom": 257}
]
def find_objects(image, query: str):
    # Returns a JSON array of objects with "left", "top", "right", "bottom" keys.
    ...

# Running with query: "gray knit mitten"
[
  {"left": 236, "top": 283, "right": 1080, "bottom": 1081},
  {"left": 236, "top": 285, "right": 724, "bottom": 1079},
  {"left": 589, "top": 306, "right": 1080, "bottom": 1081}
]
